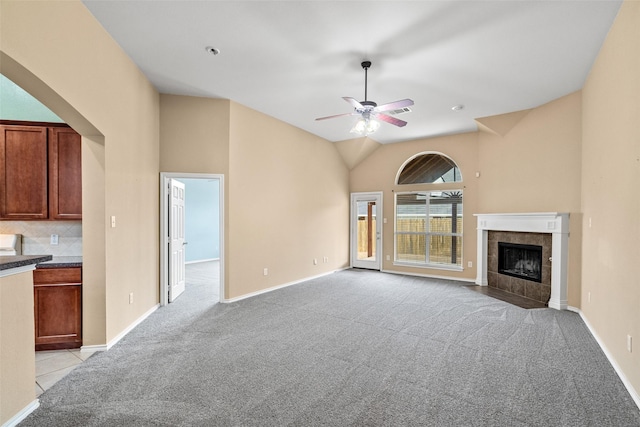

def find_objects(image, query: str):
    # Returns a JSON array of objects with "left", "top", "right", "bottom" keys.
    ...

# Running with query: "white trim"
[
  {"left": 392, "top": 261, "right": 463, "bottom": 272},
  {"left": 80, "top": 344, "right": 107, "bottom": 353},
  {"left": 160, "top": 173, "right": 225, "bottom": 305},
  {"left": 568, "top": 307, "right": 640, "bottom": 411},
  {"left": 0, "top": 263, "right": 36, "bottom": 278},
  {"left": 1, "top": 399, "right": 39, "bottom": 427},
  {"left": 105, "top": 304, "right": 159, "bottom": 350},
  {"left": 185, "top": 258, "right": 219, "bottom": 265},
  {"left": 350, "top": 192, "right": 383, "bottom": 271},
  {"left": 222, "top": 269, "right": 348, "bottom": 303},
  {"left": 382, "top": 268, "right": 476, "bottom": 283}
]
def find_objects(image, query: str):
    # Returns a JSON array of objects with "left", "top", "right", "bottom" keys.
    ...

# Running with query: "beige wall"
[
  {"left": 350, "top": 132, "right": 479, "bottom": 281},
  {"left": 477, "top": 92, "right": 583, "bottom": 306},
  {"left": 228, "top": 102, "right": 350, "bottom": 298},
  {"left": 160, "top": 96, "right": 350, "bottom": 300},
  {"left": 1, "top": 1, "right": 160, "bottom": 345},
  {"left": 159, "top": 95, "right": 231, "bottom": 296},
  {"left": 350, "top": 92, "right": 583, "bottom": 304},
  {"left": 582, "top": 0, "right": 640, "bottom": 398},
  {"left": 0, "top": 270, "right": 36, "bottom": 425}
]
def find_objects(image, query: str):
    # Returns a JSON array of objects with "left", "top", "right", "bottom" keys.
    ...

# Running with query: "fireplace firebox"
[{"left": 498, "top": 242, "right": 542, "bottom": 283}]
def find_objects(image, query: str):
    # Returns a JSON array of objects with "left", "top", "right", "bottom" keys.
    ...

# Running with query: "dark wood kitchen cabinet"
[
  {"left": 49, "top": 127, "right": 82, "bottom": 219},
  {"left": 0, "top": 122, "right": 82, "bottom": 220},
  {"left": 33, "top": 267, "right": 82, "bottom": 350},
  {"left": 0, "top": 125, "right": 49, "bottom": 219}
]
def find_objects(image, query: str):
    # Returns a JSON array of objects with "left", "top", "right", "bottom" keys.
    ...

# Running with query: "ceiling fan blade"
[
  {"left": 315, "top": 112, "right": 358, "bottom": 121},
  {"left": 374, "top": 98, "right": 414, "bottom": 112},
  {"left": 343, "top": 97, "right": 364, "bottom": 110},
  {"left": 375, "top": 113, "right": 408, "bottom": 127}
]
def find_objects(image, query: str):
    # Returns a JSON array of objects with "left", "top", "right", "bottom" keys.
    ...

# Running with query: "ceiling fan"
[{"left": 315, "top": 61, "right": 414, "bottom": 135}]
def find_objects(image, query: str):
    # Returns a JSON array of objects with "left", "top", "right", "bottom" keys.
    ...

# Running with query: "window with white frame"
[{"left": 395, "top": 191, "right": 463, "bottom": 268}]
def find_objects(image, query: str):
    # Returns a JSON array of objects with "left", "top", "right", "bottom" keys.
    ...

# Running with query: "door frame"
[
  {"left": 350, "top": 191, "right": 383, "bottom": 270},
  {"left": 160, "top": 172, "right": 225, "bottom": 306}
]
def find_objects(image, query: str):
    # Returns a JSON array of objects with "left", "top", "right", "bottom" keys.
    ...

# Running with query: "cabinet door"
[
  {"left": 34, "top": 284, "right": 82, "bottom": 349},
  {"left": 0, "top": 125, "right": 48, "bottom": 219},
  {"left": 49, "top": 127, "right": 82, "bottom": 219},
  {"left": 33, "top": 267, "right": 83, "bottom": 350}
]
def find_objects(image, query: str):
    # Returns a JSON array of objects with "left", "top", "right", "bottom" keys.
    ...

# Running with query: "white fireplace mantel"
[{"left": 474, "top": 212, "right": 570, "bottom": 310}]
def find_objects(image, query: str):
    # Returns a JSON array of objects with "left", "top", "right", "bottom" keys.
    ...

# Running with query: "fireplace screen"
[{"left": 498, "top": 242, "right": 542, "bottom": 283}]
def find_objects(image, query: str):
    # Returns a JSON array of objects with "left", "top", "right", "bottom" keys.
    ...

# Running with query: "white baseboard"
[
  {"left": 381, "top": 268, "right": 476, "bottom": 283},
  {"left": 222, "top": 268, "right": 348, "bottom": 303},
  {"left": 1, "top": 399, "right": 39, "bottom": 427},
  {"left": 185, "top": 258, "right": 219, "bottom": 265},
  {"left": 80, "top": 304, "right": 159, "bottom": 353},
  {"left": 105, "top": 304, "right": 159, "bottom": 350},
  {"left": 569, "top": 306, "right": 640, "bottom": 411}
]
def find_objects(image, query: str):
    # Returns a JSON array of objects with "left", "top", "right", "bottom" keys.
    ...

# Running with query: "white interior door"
[
  {"left": 351, "top": 192, "right": 382, "bottom": 270},
  {"left": 168, "top": 178, "right": 186, "bottom": 302}
]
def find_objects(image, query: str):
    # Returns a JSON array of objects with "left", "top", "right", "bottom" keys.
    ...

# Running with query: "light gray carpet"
[{"left": 21, "top": 269, "right": 640, "bottom": 426}]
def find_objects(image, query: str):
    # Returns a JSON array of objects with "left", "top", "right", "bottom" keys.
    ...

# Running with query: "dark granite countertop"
[
  {"left": 36, "top": 256, "right": 83, "bottom": 269},
  {"left": 0, "top": 255, "right": 53, "bottom": 271}
]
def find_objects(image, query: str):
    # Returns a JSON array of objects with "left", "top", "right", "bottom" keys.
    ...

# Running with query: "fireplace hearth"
[{"left": 498, "top": 242, "right": 542, "bottom": 283}]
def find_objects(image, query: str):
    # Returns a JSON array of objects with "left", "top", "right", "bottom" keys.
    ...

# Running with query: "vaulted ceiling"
[{"left": 83, "top": 1, "right": 622, "bottom": 144}]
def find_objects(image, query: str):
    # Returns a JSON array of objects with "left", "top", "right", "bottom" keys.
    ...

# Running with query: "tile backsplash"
[{"left": 0, "top": 221, "right": 82, "bottom": 256}]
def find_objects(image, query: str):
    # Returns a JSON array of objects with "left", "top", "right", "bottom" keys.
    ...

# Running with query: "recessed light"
[
  {"left": 205, "top": 46, "right": 220, "bottom": 56},
  {"left": 452, "top": 104, "right": 464, "bottom": 111}
]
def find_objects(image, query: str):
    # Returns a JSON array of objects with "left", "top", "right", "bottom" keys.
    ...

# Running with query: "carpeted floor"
[{"left": 21, "top": 268, "right": 640, "bottom": 426}]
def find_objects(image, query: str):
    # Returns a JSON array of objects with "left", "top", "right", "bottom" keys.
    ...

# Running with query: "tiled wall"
[
  {"left": 0, "top": 221, "right": 82, "bottom": 256},
  {"left": 487, "top": 231, "right": 552, "bottom": 304}
]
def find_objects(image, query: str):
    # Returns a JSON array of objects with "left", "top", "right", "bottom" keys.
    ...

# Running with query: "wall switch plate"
[
  {"left": 386, "top": 255, "right": 390, "bottom": 261},
  {"left": 263, "top": 268, "right": 268, "bottom": 276},
  {"left": 50, "top": 234, "right": 59, "bottom": 245},
  {"left": 628, "top": 335, "right": 633, "bottom": 353},
  {"left": 111, "top": 216, "right": 116, "bottom": 228},
  {"left": 313, "top": 258, "right": 318, "bottom": 265},
  {"left": 129, "top": 292, "right": 133, "bottom": 304},
  {"left": 588, "top": 292, "right": 591, "bottom": 303},
  {"left": 467, "top": 261, "right": 473, "bottom": 268}
]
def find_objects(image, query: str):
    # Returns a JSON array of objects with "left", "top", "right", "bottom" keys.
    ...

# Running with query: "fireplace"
[
  {"left": 474, "top": 213, "right": 569, "bottom": 310},
  {"left": 498, "top": 242, "right": 542, "bottom": 283}
]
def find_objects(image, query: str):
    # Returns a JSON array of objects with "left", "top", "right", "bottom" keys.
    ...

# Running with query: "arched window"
[
  {"left": 394, "top": 153, "right": 463, "bottom": 270},
  {"left": 397, "top": 153, "right": 462, "bottom": 185}
]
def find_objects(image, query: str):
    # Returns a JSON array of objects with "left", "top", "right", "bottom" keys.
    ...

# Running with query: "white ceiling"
[{"left": 82, "top": 0, "right": 622, "bottom": 144}]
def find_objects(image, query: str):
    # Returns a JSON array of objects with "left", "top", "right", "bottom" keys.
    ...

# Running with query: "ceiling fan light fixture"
[{"left": 350, "top": 117, "right": 380, "bottom": 135}]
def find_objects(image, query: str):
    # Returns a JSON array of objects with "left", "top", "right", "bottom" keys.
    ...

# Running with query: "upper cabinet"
[
  {"left": 0, "top": 123, "right": 82, "bottom": 220},
  {"left": 49, "top": 127, "right": 82, "bottom": 220}
]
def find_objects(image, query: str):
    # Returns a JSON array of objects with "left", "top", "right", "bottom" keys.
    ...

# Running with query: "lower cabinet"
[{"left": 33, "top": 267, "right": 82, "bottom": 350}]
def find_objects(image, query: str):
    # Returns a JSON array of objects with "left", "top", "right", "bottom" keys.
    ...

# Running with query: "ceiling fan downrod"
[{"left": 360, "top": 61, "right": 377, "bottom": 107}]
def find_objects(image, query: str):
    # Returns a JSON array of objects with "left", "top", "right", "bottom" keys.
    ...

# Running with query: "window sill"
[{"left": 393, "top": 261, "right": 464, "bottom": 272}]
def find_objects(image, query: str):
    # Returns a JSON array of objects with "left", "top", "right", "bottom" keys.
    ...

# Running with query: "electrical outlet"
[
  {"left": 628, "top": 335, "right": 633, "bottom": 353},
  {"left": 50, "top": 234, "right": 59, "bottom": 245},
  {"left": 263, "top": 268, "right": 268, "bottom": 276},
  {"left": 129, "top": 292, "right": 133, "bottom": 304}
]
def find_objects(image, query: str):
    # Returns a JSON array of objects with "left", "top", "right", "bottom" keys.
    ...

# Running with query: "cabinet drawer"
[{"left": 34, "top": 267, "right": 82, "bottom": 285}]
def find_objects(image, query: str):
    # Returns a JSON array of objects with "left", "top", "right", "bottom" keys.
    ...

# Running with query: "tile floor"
[{"left": 35, "top": 349, "right": 97, "bottom": 397}]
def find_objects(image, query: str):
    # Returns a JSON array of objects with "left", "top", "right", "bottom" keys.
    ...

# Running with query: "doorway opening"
[
  {"left": 350, "top": 192, "right": 383, "bottom": 270},
  {"left": 160, "top": 173, "right": 224, "bottom": 306}
]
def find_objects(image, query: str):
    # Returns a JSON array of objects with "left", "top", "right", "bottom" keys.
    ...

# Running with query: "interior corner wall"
[
  {"left": 581, "top": 0, "right": 640, "bottom": 400},
  {"left": 349, "top": 132, "right": 480, "bottom": 281},
  {"left": 477, "top": 91, "right": 583, "bottom": 307},
  {"left": 1, "top": 0, "right": 160, "bottom": 346},
  {"left": 227, "top": 101, "right": 350, "bottom": 299}
]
